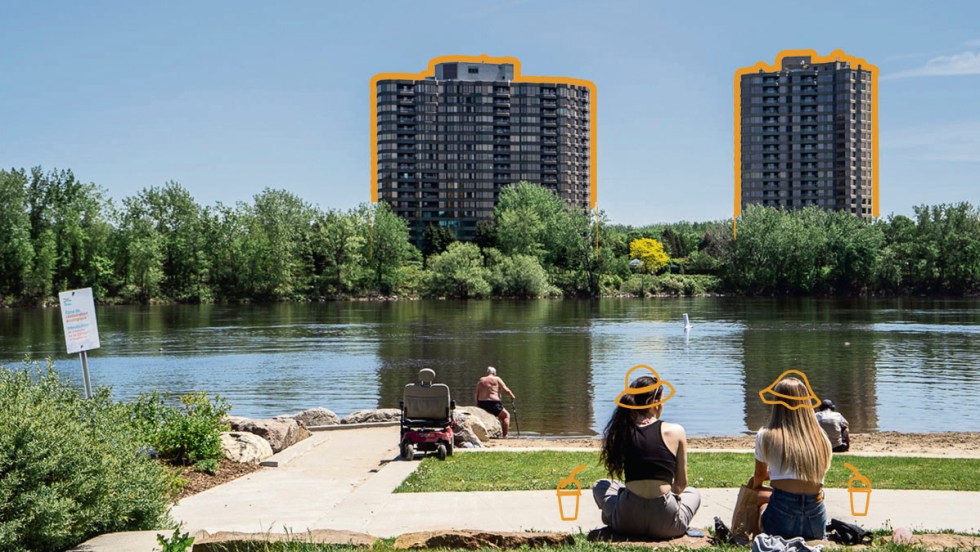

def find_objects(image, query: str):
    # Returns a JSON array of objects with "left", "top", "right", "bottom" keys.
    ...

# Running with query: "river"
[{"left": 1, "top": 298, "right": 978, "bottom": 437}]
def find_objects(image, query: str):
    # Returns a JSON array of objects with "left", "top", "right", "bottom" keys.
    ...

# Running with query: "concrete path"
[
  {"left": 171, "top": 425, "right": 400, "bottom": 533},
  {"left": 74, "top": 430, "right": 980, "bottom": 550}
]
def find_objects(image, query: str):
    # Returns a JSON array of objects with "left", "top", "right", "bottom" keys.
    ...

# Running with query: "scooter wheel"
[
  {"left": 401, "top": 442, "right": 415, "bottom": 460},
  {"left": 436, "top": 443, "right": 447, "bottom": 460}
]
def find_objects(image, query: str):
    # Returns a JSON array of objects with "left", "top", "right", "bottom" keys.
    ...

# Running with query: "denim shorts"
[{"left": 761, "top": 488, "right": 826, "bottom": 540}]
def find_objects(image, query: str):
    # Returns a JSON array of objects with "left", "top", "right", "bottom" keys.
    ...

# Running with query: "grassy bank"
[
  {"left": 396, "top": 451, "right": 980, "bottom": 493},
  {"left": 180, "top": 533, "right": 980, "bottom": 551}
]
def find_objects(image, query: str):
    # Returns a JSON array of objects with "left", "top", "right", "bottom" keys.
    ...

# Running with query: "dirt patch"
[
  {"left": 173, "top": 458, "right": 263, "bottom": 501},
  {"left": 881, "top": 533, "right": 980, "bottom": 550},
  {"left": 486, "top": 432, "right": 980, "bottom": 458}
]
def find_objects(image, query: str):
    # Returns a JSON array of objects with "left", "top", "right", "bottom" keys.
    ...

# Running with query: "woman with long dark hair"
[{"left": 593, "top": 375, "right": 700, "bottom": 538}]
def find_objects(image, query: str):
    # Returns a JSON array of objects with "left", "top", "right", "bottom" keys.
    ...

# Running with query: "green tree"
[
  {"left": 24, "top": 168, "right": 114, "bottom": 300},
  {"left": 495, "top": 181, "right": 576, "bottom": 266},
  {"left": 116, "top": 194, "right": 165, "bottom": 301},
  {"left": 311, "top": 208, "right": 368, "bottom": 296},
  {"left": 363, "top": 202, "right": 418, "bottom": 294},
  {"left": 0, "top": 170, "right": 34, "bottom": 298},
  {"left": 493, "top": 182, "right": 620, "bottom": 296},
  {"left": 422, "top": 224, "right": 457, "bottom": 259},
  {"left": 247, "top": 189, "right": 315, "bottom": 300},
  {"left": 199, "top": 203, "right": 244, "bottom": 300},
  {"left": 134, "top": 182, "right": 209, "bottom": 301},
  {"left": 423, "top": 242, "right": 491, "bottom": 298}
]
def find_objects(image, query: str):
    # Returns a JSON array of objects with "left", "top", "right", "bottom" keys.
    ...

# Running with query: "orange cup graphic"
[
  {"left": 845, "top": 463, "right": 872, "bottom": 516},
  {"left": 557, "top": 465, "right": 587, "bottom": 521}
]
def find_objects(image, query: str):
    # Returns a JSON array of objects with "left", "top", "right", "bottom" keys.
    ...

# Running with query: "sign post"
[{"left": 58, "top": 288, "right": 101, "bottom": 398}]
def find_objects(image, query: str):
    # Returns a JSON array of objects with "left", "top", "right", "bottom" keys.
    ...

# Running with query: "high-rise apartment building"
[
  {"left": 738, "top": 54, "right": 876, "bottom": 217},
  {"left": 374, "top": 58, "right": 593, "bottom": 245}
]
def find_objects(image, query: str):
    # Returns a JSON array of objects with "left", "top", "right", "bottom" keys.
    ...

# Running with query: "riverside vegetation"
[
  {"left": 1, "top": 167, "right": 979, "bottom": 305},
  {"left": 0, "top": 362, "right": 230, "bottom": 552}
]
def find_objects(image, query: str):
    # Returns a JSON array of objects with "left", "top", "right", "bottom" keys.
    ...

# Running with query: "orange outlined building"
[
  {"left": 734, "top": 50, "right": 879, "bottom": 230},
  {"left": 370, "top": 55, "right": 597, "bottom": 210}
]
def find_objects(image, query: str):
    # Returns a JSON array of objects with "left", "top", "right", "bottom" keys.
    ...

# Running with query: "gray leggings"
[{"left": 592, "top": 479, "right": 701, "bottom": 539}]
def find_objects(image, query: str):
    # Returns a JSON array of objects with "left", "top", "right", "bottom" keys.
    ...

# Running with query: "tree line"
[{"left": 1, "top": 167, "right": 978, "bottom": 304}]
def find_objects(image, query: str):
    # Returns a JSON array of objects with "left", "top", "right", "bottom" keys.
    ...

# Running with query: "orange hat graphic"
[
  {"left": 759, "top": 370, "right": 821, "bottom": 410},
  {"left": 614, "top": 365, "right": 676, "bottom": 410}
]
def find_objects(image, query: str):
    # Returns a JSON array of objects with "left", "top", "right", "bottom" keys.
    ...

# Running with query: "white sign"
[{"left": 59, "top": 288, "right": 101, "bottom": 354}]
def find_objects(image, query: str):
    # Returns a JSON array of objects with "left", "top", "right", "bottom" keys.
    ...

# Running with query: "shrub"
[
  {"left": 192, "top": 458, "right": 219, "bottom": 475},
  {"left": 422, "top": 242, "right": 491, "bottom": 298},
  {"left": 621, "top": 274, "right": 651, "bottom": 297},
  {"left": 128, "top": 391, "right": 230, "bottom": 466},
  {"left": 0, "top": 363, "right": 171, "bottom": 552},
  {"left": 490, "top": 254, "right": 551, "bottom": 298}
]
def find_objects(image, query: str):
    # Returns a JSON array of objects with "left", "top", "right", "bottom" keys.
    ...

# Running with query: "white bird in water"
[{"left": 683, "top": 313, "right": 692, "bottom": 331}]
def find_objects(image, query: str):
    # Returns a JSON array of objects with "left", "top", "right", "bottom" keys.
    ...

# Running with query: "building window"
[{"left": 468, "top": 67, "right": 479, "bottom": 74}]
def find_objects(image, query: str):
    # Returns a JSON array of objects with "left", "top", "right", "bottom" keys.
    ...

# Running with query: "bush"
[
  {"left": 621, "top": 274, "right": 652, "bottom": 296},
  {"left": 619, "top": 274, "right": 721, "bottom": 297},
  {"left": 128, "top": 391, "right": 230, "bottom": 466},
  {"left": 422, "top": 242, "right": 491, "bottom": 298},
  {"left": 0, "top": 363, "right": 172, "bottom": 552},
  {"left": 490, "top": 253, "right": 551, "bottom": 298},
  {"left": 192, "top": 458, "right": 219, "bottom": 475}
]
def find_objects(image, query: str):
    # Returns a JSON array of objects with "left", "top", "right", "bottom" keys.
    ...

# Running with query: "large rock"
[
  {"left": 193, "top": 529, "right": 377, "bottom": 551},
  {"left": 393, "top": 531, "right": 573, "bottom": 550},
  {"left": 219, "top": 432, "right": 274, "bottom": 464},
  {"left": 227, "top": 417, "right": 310, "bottom": 453},
  {"left": 453, "top": 410, "right": 488, "bottom": 444},
  {"left": 457, "top": 406, "right": 503, "bottom": 439},
  {"left": 341, "top": 408, "right": 401, "bottom": 424},
  {"left": 291, "top": 407, "right": 340, "bottom": 427}
]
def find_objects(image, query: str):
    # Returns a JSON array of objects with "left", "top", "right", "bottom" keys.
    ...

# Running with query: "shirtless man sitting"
[{"left": 473, "top": 366, "right": 516, "bottom": 438}]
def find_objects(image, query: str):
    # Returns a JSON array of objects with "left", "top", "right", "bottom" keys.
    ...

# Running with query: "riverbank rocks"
[
  {"left": 291, "top": 407, "right": 340, "bottom": 427},
  {"left": 226, "top": 416, "right": 310, "bottom": 453},
  {"left": 453, "top": 410, "right": 488, "bottom": 446},
  {"left": 341, "top": 408, "right": 401, "bottom": 424},
  {"left": 193, "top": 529, "right": 377, "bottom": 551},
  {"left": 219, "top": 432, "right": 273, "bottom": 464},
  {"left": 457, "top": 406, "right": 503, "bottom": 438},
  {"left": 393, "top": 531, "right": 573, "bottom": 550}
]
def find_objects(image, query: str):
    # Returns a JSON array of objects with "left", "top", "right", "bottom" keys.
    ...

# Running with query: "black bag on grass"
[{"left": 826, "top": 518, "right": 874, "bottom": 545}]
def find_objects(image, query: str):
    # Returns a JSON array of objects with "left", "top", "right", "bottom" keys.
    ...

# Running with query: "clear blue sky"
[{"left": 2, "top": 0, "right": 978, "bottom": 224}]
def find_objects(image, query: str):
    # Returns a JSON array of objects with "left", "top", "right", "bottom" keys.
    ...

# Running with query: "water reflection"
[
  {"left": 374, "top": 300, "right": 594, "bottom": 436},
  {"left": 739, "top": 299, "right": 878, "bottom": 433},
  {"left": 1, "top": 298, "right": 978, "bottom": 436}
]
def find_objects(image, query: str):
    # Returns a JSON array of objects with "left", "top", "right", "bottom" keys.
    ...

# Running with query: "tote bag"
[{"left": 731, "top": 478, "right": 772, "bottom": 540}]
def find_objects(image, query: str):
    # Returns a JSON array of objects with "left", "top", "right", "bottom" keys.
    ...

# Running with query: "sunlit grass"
[{"left": 395, "top": 451, "right": 980, "bottom": 493}]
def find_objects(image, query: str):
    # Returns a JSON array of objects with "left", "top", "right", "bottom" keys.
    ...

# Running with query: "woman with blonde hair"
[{"left": 753, "top": 377, "right": 833, "bottom": 540}]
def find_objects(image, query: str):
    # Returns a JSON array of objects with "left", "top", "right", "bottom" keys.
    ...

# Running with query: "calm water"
[{"left": 1, "top": 298, "right": 978, "bottom": 437}]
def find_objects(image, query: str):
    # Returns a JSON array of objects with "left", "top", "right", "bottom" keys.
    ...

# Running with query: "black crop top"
[{"left": 623, "top": 420, "right": 677, "bottom": 483}]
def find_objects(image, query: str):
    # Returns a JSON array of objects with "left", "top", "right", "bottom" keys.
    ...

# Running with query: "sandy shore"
[{"left": 486, "top": 431, "right": 980, "bottom": 458}]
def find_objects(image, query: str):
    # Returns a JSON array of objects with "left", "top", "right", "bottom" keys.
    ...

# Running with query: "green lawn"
[{"left": 396, "top": 451, "right": 980, "bottom": 493}]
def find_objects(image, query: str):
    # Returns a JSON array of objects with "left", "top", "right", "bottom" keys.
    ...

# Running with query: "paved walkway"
[{"left": 73, "top": 428, "right": 980, "bottom": 551}]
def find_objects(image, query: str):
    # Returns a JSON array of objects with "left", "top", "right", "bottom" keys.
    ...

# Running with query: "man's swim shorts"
[{"left": 477, "top": 400, "right": 504, "bottom": 416}]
